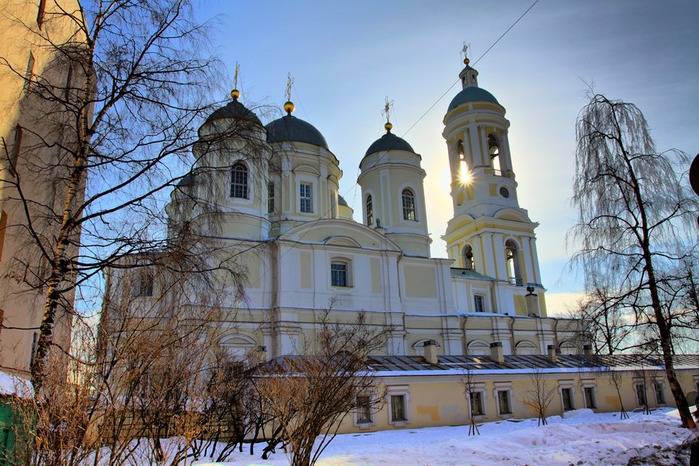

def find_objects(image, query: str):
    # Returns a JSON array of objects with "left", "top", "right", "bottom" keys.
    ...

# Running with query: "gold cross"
[{"left": 286, "top": 73, "right": 294, "bottom": 102}]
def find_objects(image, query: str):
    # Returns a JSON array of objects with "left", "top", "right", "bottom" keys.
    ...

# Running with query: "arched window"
[
  {"left": 505, "top": 239, "right": 522, "bottom": 286},
  {"left": 488, "top": 134, "right": 502, "bottom": 173},
  {"left": 402, "top": 188, "right": 416, "bottom": 221},
  {"left": 467, "top": 340, "right": 490, "bottom": 356},
  {"left": 366, "top": 195, "right": 373, "bottom": 226},
  {"left": 515, "top": 341, "right": 538, "bottom": 356},
  {"left": 462, "top": 244, "right": 474, "bottom": 270},
  {"left": 230, "top": 162, "right": 249, "bottom": 199},
  {"left": 0, "top": 210, "right": 7, "bottom": 261}
]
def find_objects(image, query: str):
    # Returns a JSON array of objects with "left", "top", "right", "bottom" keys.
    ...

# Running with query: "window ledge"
[{"left": 391, "top": 420, "right": 408, "bottom": 427}]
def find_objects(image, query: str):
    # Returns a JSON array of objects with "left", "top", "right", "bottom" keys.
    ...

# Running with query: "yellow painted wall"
[
  {"left": 335, "top": 367, "right": 699, "bottom": 434},
  {"left": 299, "top": 252, "right": 312, "bottom": 289},
  {"left": 404, "top": 265, "right": 437, "bottom": 298},
  {"left": 370, "top": 257, "right": 381, "bottom": 293}
]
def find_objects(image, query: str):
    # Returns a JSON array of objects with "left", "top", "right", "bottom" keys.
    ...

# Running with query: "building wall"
[
  {"left": 335, "top": 366, "right": 699, "bottom": 434},
  {"left": 0, "top": 0, "right": 84, "bottom": 375}
]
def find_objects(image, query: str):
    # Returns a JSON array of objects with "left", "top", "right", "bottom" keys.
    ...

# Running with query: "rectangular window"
[
  {"left": 356, "top": 395, "right": 372, "bottom": 424},
  {"left": 300, "top": 183, "right": 313, "bottom": 213},
  {"left": 474, "top": 295, "right": 484, "bottom": 313},
  {"left": 584, "top": 386, "right": 597, "bottom": 409},
  {"left": 37, "top": 0, "right": 47, "bottom": 27},
  {"left": 11, "top": 125, "right": 23, "bottom": 170},
  {"left": 469, "top": 391, "right": 484, "bottom": 416},
  {"left": 64, "top": 63, "right": 73, "bottom": 100},
  {"left": 24, "top": 53, "right": 35, "bottom": 90},
  {"left": 0, "top": 211, "right": 6, "bottom": 261},
  {"left": 561, "top": 387, "right": 574, "bottom": 411},
  {"left": 635, "top": 384, "right": 647, "bottom": 406},
  {"left": 331, "top": 261, "right": 348, "bottom": 287},
  {"left": 390, "top": 395, "right": 406, "bottom": 422},
  {"left": 654, "top": 383, "right": 666, "bottom": 405},
  {"left": 30, "top": 332, "right": 38, "bottom": 367},
  {"left": 497, "top": 390, "right": 512, "bottom": 415},
  {"left": 134, "top": 270, "right": 154, "bottom": 297},
  {"left": 267, "top": 182, "right": 275, "bottom": 213}
]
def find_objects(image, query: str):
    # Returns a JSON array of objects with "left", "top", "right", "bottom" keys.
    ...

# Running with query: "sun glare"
[{"left": 459, "top": 161, "right": 473, "bottom": 185}]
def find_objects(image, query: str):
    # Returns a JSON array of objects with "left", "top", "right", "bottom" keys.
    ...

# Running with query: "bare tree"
[
  {"left": 253, "top": 312, "right": 387, "bottom": 466},
  {"left": 571, "top": 94, "right": 699, "bottom": 428},
  {"left": 606, "top": 368, "right": 630, "bottom": 420},
  {"left": 572, "top": 287, "right": 634, "bottom": 355},
  {"left": 522, "top": 368, "right": 555, "bottom": 426},
  {"left": 633, "top": 360, "right": 651, "bottom": 415},
  {"left": 0, "top": 0, "right": 268, "bottom": 391},
  {"left": 460, "top": 364, "right": 481, "bottom": 436}
]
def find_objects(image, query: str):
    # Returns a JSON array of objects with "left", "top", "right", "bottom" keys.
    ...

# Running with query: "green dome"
[
  {"left": 206, "top": 100, "right": 262, "bottom": 126},
  {"left": 365, "top": 132, "right": 414, "bottom": 156},
  {"left": 266, "top": 115, "right": 329, "bottom": 150},
  {"left": 447, "top": 87, "right": 499, "bottom": 111}
]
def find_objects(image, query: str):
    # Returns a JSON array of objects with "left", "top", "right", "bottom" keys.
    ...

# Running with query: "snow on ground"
[
  {"left": 192, "top": 409, "right": 697, "bottom": 466},
  {"left": 0, "top": 370, "right": 34, "bottom": 398}
]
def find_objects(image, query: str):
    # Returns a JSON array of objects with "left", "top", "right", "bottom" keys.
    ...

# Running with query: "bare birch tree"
[
  {"left": 0, "top": 0, "right": 267, "bottom": 391},
  {"left": 571, "top": 94, "right": 699, "bottom": 428}
]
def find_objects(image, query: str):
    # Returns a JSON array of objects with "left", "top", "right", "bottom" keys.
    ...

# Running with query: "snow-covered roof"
[{"left": 365, "top": 354, "right": 699, "bottom": 375}]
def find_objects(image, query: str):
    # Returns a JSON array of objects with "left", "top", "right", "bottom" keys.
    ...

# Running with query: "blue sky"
[{"left": 197, "top": 0, "right": 699, "bottom": 313}]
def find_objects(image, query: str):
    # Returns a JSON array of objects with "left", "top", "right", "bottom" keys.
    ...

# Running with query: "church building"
[
  {"left": 108, "top": 52, "right": 699, "bottom": 431},
  {"left": 159, "top": 52, "right": 579, "bottom": 362}
]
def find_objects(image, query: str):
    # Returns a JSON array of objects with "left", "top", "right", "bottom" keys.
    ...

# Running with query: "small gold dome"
[
  {"left": 230, "top": 89, "right": 240, "bottom": 100},
  {"left": 284, "top": 100, "right": 295, "bottom": 114},
  {"left": 385, "top": 122, "right": 393, "bottom": 132},
  {"left": 463, "top": 58, "right": 470, "bottom": 65}
]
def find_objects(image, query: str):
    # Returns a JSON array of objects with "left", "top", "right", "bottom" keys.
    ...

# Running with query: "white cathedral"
[{"left": 158, "top": 54, "right": 580, "bottom": 362}]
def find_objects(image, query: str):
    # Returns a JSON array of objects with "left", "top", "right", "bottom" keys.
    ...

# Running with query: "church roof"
[
  {"left": 266, "top": 114, "right": 329, "bottom": 150},
  {"left": 365, "top": 131, "right": 415, "bottom": 156},
  {"left": 338, "top": 194, "right": 348, "bottom": 207},
  {"left": 448, "top": 86, "right": 500, "bottom": 111},
  {"left": 206, "top": 99, "right": 262, "bottom": 126},
  {"left": 366, "top": 353, "right": 699, "bottom": 374}
]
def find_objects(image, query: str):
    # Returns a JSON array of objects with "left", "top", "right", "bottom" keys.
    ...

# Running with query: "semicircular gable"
[
  {"left": 493, "top": 208, "right": 531, "bottom": 223},
  {"left": 281, "top": 219, "right": 401, "bottom": 251},
  {"left": 325, "top": 235, "right": 361, "bottom": 248},
  {"left": 292, "top": 164, "right": 321, "bottom": 176},
  {"left": 445, "top": 214, "right": 476, "bottom": 233}
]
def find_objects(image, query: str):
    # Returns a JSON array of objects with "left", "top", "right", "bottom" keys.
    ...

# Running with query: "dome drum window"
[
  {"left": 366, "top": 195, "right": 374, "bottom": 226},
  {"left": 230, "top": 162, "right": 249, "bottom": 199},
  {"left": 300, "top": 182, "right": 313, "bottom": 213},
  {"left": 401, "top": 188, "right": 417, "bottom": 221}
]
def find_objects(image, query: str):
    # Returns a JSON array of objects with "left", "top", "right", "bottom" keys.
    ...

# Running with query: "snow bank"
[
  {"left": 190, "top": 408, "right": 694, "bottom": 466},
  {"left": 0, "top": 371, "right": 34, "bottom": 399}
]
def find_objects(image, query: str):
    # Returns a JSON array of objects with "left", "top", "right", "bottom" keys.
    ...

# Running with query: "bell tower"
[{"left": 441, "top": 46, "right": 546, "bottom": 315}]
